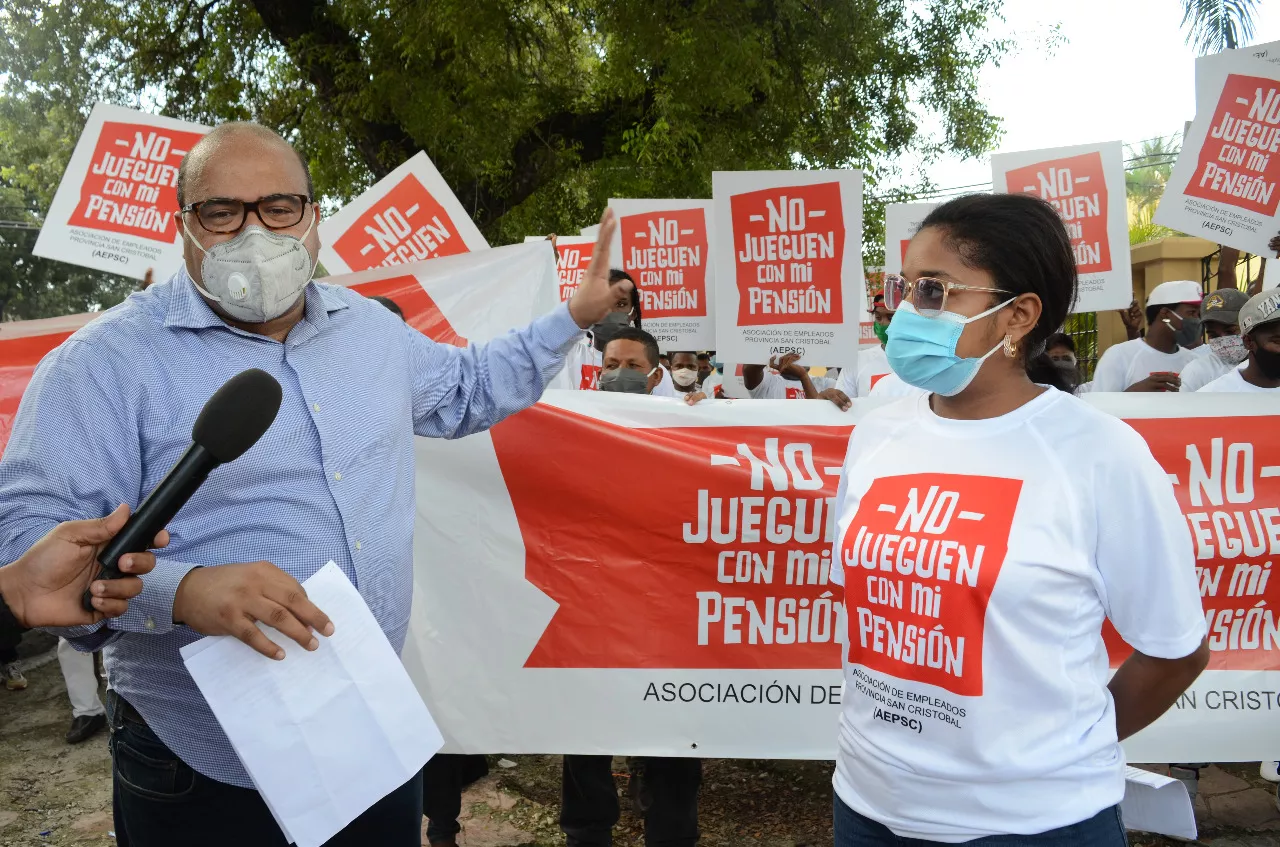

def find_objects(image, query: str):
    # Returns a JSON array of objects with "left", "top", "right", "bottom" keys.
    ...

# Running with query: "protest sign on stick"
[
  {"left": 524, "top": 235, "right": 595, "bottom": 303},
  {"left": 319, "top": 151, "right": 488, "bottom": 274},
  {"left": 609, "top": 199, "right": 715, "bottom": 350},
  {"left": 1194, "top": 40, "right": 1280, "bottom": 114},
  {"left": 33, "top": 103, "right": 209, "bottom": 280},
  {"left": 993, "top": 143, "right": 1131, "bottom": 313},
  {"left": 712, "top": 170, "right": 864, "bottom": 368},
  {"left": 883, "top": 203, "right": 938, "bottom": 275},
  {"left": 1156, "top": 53, "right": 1280, "bottom": 256}
]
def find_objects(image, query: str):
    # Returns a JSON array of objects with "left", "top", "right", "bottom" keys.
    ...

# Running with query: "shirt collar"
[{"left": 164, "top": 266, "right": 348, "bottom": 340}]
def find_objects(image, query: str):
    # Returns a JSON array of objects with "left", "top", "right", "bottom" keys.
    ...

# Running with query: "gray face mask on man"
[
  {"left": 184, "top": 216, "right": 317, "bottom": 323},
  {"left": 598, "top": 367, "right": 655, "bottom": 394},
  {"left": 1165, "top": 312, "right": 1204, "bottom": 349}
]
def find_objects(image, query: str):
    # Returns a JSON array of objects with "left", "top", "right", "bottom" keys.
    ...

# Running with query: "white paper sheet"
[
  {"left": 181, "top": 562, "right": 443, "bottom": 847},
  {"left": 1121, "top": 766, "right": 1198, "bottom": 840}
]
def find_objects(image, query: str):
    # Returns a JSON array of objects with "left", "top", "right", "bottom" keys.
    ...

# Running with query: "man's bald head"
[{"left": 176, "top": 122, "right": 313, "bottom": 207}]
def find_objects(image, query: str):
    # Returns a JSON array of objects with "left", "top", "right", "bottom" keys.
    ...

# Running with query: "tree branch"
[{"left": 248, "top": 0, "right": 415, "bottom": 178}]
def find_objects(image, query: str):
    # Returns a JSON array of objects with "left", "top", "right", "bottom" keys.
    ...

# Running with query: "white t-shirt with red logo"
[
  {"left": 867, "top": 371, "right": 928, "bottom": 400},
  {"left": 748, "top": 370, "right": 835, "bottom": 400},
  {"left": 829, "top": 389, "right": 1205, "bottom": 842},
  {"left": 835, "top": 345, "right": 893, "bottom": 398},
  {"left": 1198, "top": 367, "right": 1280, "bottom": 393}
]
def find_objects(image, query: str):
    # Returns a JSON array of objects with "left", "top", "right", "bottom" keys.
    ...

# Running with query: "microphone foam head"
[{"left": 191, "top": 369, "right": 284, "bottom": 463}]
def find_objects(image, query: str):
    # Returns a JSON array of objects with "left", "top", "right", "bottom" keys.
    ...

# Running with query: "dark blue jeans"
[
  {"left": 834, "top": 795, "right": 1128, "bottom": 846},
  {"left": 107, "top": 690, "right": 423, "bottom": 847}
]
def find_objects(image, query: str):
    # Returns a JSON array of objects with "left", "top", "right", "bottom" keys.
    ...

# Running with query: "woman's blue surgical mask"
[{"left": 885, "top": 299, "right": 1015, "bottom": 397}]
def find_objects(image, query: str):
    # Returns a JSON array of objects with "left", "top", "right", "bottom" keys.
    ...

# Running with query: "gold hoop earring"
[{"left": 1003, "top": 335, "right": 1018, "bottom": 359}]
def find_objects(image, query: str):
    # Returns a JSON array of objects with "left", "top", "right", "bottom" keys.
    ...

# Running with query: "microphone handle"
[{"left": 81, "top": 443, "right": 220, "bottom": 611}]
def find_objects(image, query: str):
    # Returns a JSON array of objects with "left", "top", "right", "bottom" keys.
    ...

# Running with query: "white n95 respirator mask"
[{"left": 184, "top": 215, "right": 317, "bottom": 323}]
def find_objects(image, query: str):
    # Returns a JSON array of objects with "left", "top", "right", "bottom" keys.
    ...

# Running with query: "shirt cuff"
[
  {"left": 109, "top": 558, "right": 204, "bottom": 636},
  {"left": 537, "top": 302, "right": 586, "bottom": 354}
]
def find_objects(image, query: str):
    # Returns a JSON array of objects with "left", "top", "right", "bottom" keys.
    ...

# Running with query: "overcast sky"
[{"left": 904, "top": 0, "right": 1280, "bottom": 195}]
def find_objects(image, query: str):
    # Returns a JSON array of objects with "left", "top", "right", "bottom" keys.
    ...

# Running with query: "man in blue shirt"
[{"left": 0, "top": 121, "right": 625, "bottom": 847}]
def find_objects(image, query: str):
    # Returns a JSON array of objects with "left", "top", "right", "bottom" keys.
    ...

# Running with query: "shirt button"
[
  {"left": 145, "top": 618, "right": 156, "bottom": 631},
  {"left": 333, "top": 472, "right": 342, "bottom": 481},
  {"left": 355, "top": 540, "right": 363, "bottom": 551},
  {"left": 313, "top": 402, "right": 321, "bottom": 412}
]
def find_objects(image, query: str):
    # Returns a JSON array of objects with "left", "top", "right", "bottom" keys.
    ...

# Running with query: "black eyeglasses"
[{"left": 180, "top": 194, "right": 312, "bottom": 234}]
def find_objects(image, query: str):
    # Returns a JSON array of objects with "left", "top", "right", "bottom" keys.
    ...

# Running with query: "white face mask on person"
[
  {"left": 184, "top": 215, "right": 317, "bottom": 323},
  {"left": 1207, "top": 333, "right": 1248, "bottom": 365},
  {"left": 671, "top": 367, "right": 699, "bottom": 387}
]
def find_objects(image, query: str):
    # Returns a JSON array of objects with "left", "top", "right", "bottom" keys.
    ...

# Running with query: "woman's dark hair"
[
  {"left": 919, "top": 193, "right": 1078, "bottom": 361},
  {"left": 611, "top": 268, "right": 642, "bottom": 328},
  {"left": 1045, "top": 332, "right": 1075, "bottom": 354}
]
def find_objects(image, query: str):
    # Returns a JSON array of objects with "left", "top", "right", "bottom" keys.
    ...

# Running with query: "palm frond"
[{"left": 1181, "top": 0, "right": 1260, "bottom": 55}]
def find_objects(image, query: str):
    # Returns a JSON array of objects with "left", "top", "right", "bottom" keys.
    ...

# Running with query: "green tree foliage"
[
  {"left": 0, "top": 0, "right": 1008, "bottom": 319},
  {"left": 1180, "top": 0, "right": 1259, "bottom": 55}
]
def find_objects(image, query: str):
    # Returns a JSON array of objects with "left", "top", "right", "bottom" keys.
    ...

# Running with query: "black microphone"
[{"left": 82, "top": 368, "right": 283, "bottom": 610}]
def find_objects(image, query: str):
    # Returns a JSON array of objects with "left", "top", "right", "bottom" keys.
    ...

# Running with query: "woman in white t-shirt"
[{"left": 831, "top": 193, "right": 1209, "bottom": 846}]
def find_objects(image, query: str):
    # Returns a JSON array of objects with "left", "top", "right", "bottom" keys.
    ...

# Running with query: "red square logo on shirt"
[{"left": 841, "top": 473, "right": 1023, "bottom": 696}]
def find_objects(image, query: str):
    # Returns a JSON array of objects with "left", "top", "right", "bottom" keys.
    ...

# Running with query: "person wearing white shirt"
[
  {"left": 667, "top": 351, "right": 704, "bottom": 397},
  {"left": 831, "top": 193, "right": 1208, "bottom": 846},
  {"left": 1199, "top": 290, "right": 1280, "bottom": 393},
  {"left": 1180, "top": 289, "right": 1251, "bottom": 392},
  {"left": 836, "top": 293, "right": 894, "bottom": 398},
  {"left": 1091, "top": 279, "right": 1204, "bottom": 392},
  {"left": 743, "top": 354, "right": 851, "bottom": 410}
]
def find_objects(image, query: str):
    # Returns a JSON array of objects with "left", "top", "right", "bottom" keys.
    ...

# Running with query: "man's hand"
[
  {"left": 769, "top": 353, "right": 805, "bottom": 378},
  {"left": 1126, "top": 372, "right": 1181, "bottom": 392},
  {"left": 1119, "top": 299, "right": 1144, "bottom": 341},
  {"left": 683, "top": 391, "right": 710, "bottom": 406},
  {"left": 1269, "top": 232, "right": 1279, "bottom": 258},
  {"left": 818, "top": 387, "right": 852, "bottom": 411},
  {"left": 567, "top": 209, "right": 627, "bottom": 329},
  {"left": 0, "top": 505, "right": 168, "bottom": 628},
  {"left": 173, "top": 562, "right": 334, "bottom": 660}
]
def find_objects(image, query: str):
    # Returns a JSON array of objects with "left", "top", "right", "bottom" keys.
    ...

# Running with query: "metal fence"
[{"left": 1201, "top": 249, "right": 1266, "bottom": 294}]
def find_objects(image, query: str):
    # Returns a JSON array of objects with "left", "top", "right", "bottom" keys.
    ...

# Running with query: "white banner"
[
  {"left": 399, "top": 389, "right": 1280, "bottom": 764},
  {"left": 883, "top": 203, "right": 938, "bottom": 276},
  {"left": 1155, "top": 53, "right": 1280, "bottom": 256},
  {"left": 318, "top": 151, "right": 488, "bottom": 275},
  {"left": 33, "top": 103, "right": 210, "bottom": 280},
  {"left": 992, "top": 142, "right": 1132, "bottom": 313},
  {"left": 609, "top": 199, "right": 716, "bottom": 351},
  {"left": 712, "top": 170, "right": 865, "bottom": 369}
]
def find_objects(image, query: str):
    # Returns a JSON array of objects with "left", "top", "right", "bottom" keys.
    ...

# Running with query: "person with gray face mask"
[{"left": 597, "top": 327, "right": 665, "bottom": 394}]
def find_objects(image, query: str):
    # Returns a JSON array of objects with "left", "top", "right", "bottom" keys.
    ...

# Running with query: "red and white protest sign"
[
  {"left": 33, "top": 103, "right": 209, "bottom": 280},
  {"left": 712, "top": 170, "right": 864, "bottom": 368},
  {"left": 1157, "top": 52, "right": 1280, "bottom": 256},
  {"left": 523, "top": 235, "right": 595, "bottom": 303},
  {"left": 883, "top": 203, "right": 938, "bottom": 276},
  {"left": 609, "top": 199, "right": 716, "bottom": 350},
  {"left": 992, "top": 143, "right": 1131, "bottom": 313},
  {"left": 318, "top": 151, "right": 488, "bottom": 274},
  {"left": 1194, "top": 40, "right": 1280, "bottom": 115}
]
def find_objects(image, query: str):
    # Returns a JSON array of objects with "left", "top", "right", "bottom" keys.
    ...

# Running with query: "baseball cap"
[
  {"left": 1200, "top": 289, "right": 1249, "bottom": 324},
  {"left": 1147, "top": 280, "right": 1204, "bottom": 307},
  {"left": 1240, "top": 290, "right": 1280, "bottom": 335}
]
